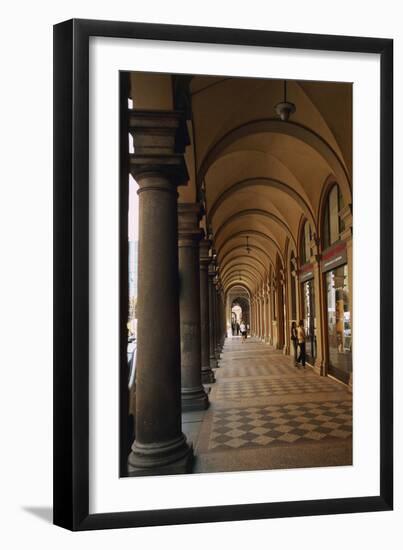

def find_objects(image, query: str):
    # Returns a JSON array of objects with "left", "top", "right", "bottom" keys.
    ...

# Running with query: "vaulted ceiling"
[{"left": 130, "top": 72, "right": 352, "bottom": 297}]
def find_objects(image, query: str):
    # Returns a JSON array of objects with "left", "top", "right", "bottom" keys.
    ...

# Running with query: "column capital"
[
  {"left": 178, "top": 202, "right": 204, "bottom": 244},
  {"left": 266, "top": 280, "right": 271, "bottom": 293},
  {"left": 214, "top": 276, "right": 222, "bottom": 291},
  {"left": 199, "top": 238, "right": 212, "bottom": 267},
  {"left": 208, "top": 263, "right": 217, "bottom": 279},
  {"left": 279, "top": 268, "right": 286, "bottom": 285},
  {"left": 129, "top": 109, "right": 189, "bottom": 185}
]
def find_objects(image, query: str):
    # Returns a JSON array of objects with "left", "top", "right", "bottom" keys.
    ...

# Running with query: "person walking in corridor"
[
  {"left": 240, "top": 321, "right": 247, "bottom": 342},
  {"left": 291, "top": 321, "right": 298, "bottom": 366},
  {"left": 296, "top": 320, "right": 306, "bottom": 368}
]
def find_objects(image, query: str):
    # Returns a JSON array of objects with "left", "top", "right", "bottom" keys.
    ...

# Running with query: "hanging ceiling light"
[
  {"left": 274, "top": 80, "right": 296, "bottom": 122},
  {"left": 245, "top": 236, "right": 251, "bottom": 254}
]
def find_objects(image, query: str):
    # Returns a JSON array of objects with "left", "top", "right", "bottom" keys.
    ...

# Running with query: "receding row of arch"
[{"left": 217, "top": 178, "right": 349, "bottom": 297}]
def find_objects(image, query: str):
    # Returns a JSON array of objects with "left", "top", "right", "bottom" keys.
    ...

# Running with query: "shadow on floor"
[{"left": 22, "top": 506, "right": 53, "bottom": 524}]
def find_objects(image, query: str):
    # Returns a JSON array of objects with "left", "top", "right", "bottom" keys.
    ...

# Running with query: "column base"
[
  {"left": 128, "top": 434, "right": 194, "bottom": 477},
  {"left": 211, "top": 355, "right": 220, "bottom": 368},
  {"left": 201, "top": 366, "right": 216, "bottom": 384},
  {"left": 181, "top": 386, "right": 209, "bottom": 411}
]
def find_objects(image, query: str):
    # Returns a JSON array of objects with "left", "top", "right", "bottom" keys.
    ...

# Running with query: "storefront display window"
[{"left": 326, "top": 264, "right": 352, "bottom": 383}]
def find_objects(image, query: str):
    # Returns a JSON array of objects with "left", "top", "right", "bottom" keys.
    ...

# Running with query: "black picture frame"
[{"left": 53, "top": 18, "right": 393, "bottom": 531}]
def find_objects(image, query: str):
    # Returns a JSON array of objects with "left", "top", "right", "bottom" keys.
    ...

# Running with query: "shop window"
[{"left": 326, "top": 264, "right": 352, "bottom": 383}]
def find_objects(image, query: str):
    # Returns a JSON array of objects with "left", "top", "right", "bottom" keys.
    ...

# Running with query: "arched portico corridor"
[
  {"left": 122, "top": 71, "right": 353, "bottom": 477},
  {"left": 183, "top": 337, "right": 352, "bottom": 473}
]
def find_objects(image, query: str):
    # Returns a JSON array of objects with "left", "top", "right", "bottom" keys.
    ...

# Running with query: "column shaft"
[
  {"left": 200, "top": 240, "right": 215, "bottom": 383},
  {"left": 179, "top": 204, "right": 209, "bottom": 411},
  {"left": 128, "top": 109, "right": 193, "bottom": 475},
  {"left": 129, "top": 176, "right": 192, "bottom": 474},
  {"left": 208, "top": 267, "right": 217, "bottom": 368}
]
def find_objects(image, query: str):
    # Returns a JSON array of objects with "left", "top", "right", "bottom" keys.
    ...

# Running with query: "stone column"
[
  {"left": 250, "top": 299, "right": 253, "bottom": 335},
  {"left": 253, "top": 296, "right": 257, "bottom": 336},
  {"left": 290, "top": 256, "right": 300, "bottom": 323},
  {"left": 219, "top": 286, "right": 225, "bottom": 348},
  {"left": 340, "top": 204, "right": 353, "bottom": 386},
  {"left": 199, "top": 238, "right": 215, "bottom": 383},
  {"left": 178, "top": 203, "right": 209, "bottom": 411},
  {"left": 257, "top": 291, "right": 263, "bottom": 340},
  {"left": 208, "top": 263, "right": 218, "bottom": 368},
  {"left": 267, "top": 281, "right": 273, "bottom": 344},
  {"left": 128, "top": 110, "right": 193, "bottom": 475},
  {"left": 216, "top": 287, "right": 223, "bottom": 349},
  {"left": 263, "top": 287, "right": 268, "bottom": 343},
  {"left": 340, "top": 206, "right": 353, "bottom": 340},
  {"left": 310, "top": 236, "right": 325, "bottom": 375},
  {"left": 312, "top": 258, "right": 325, "bottom": 374},
  {"left": 214, "top": 281, "right": 222, "bottom": 358},
  {"left": 261, "top": 289, "right": 265, "bottom": 340},
  {"left": 272, "top": 277, "right": 279, "bottom": 348},
  {"left": 281, "top": 268, "right": 289, "bottom": 354},
  {"left": 252, "top": 296, "right": 257, "bottom": 336},
  {"left": 220, "top": 289, "right": 226, "bottom": 347}
]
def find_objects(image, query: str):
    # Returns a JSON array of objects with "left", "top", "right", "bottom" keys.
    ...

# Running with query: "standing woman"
[
  {"left": 291, "top": 321, "right": 298, "bottom": 366},
  {"left": 296, "top": 320, "right": 306, "bottom": 368}
]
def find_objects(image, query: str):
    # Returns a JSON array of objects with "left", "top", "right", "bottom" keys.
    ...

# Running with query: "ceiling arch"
[
  {"left": 223, "top": 276, "right": 255, "bottom": 294},
  {"left": 207, "top": 177, "right": 316, "bottom": 232},
  {"left": 217, "top": 230, "right": 283, "bottom": 260},
  {"left": 220, "top": 252, "right": 268, "bottom": 274},
  {"left": 222, "top": 264, "right": 261, "bottom": 285},
  {"left": 221, "top": 263, "right": 264, "bottom": 289},
  {"left": 224, "top": 270, "right": 256, "bottom": 286},
  {"left": 219, "top": 245, "right": 273, "bottom": 272},
  {"left": 198, "top": 119, "right": 351, "bottom": 206},
  {"left": 225, "top": 283, "right": 251, "bottom": 300},
  {"left": 213, "top": 209, "right": 296, "bottom": 249}
]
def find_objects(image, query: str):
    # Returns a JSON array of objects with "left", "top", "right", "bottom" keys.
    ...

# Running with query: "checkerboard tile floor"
[
  {"left": 208, "top": 401, "right": 352, "bottom": 451},
  {"left": 215, "top": 377, "right": 345, "bottom": 399},
  {"left": 219, "top": 365, "right": 292, "bottom": 378},
  {"left": 194, "top": 337, "right": 352, "bottom": 471}
]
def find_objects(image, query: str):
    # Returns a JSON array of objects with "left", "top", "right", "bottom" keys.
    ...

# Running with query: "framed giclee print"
[{"left": 53, "top": 19, "right": 393, "bottom": 531}]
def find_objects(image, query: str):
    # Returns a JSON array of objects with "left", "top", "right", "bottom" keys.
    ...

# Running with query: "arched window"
[
  {"left": 323, "top": 184, "right": 345, "bottom": 249},
  {"left": 300, "top": 221, "right": 312, "bottom": 265}
]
